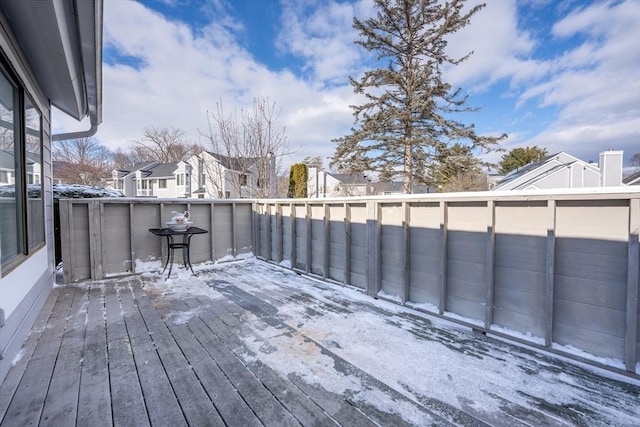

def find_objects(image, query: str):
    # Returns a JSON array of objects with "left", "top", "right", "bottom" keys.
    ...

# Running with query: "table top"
[{"left": 148, "top": 226, "right": 208, "bottom": 237}]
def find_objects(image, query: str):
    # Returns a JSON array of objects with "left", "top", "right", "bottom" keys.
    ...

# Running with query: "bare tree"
[
  {"left": 52, "top": 137, "right": 113, "bottom": 185},
  {"left": 132, "top": 127, "right": 204, "bottom": 163},
  {"left": 200, "top": 98, "right": 289, "bottom": 198}
]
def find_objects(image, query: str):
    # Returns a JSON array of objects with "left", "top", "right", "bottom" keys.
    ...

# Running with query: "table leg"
[
  {"left": 166, "top": 235, "right": 176, "bottom": 280},
  {"left": 184, "top": 234, "right": 198, "bottom": 276},
  {"left": 160, "top": 235, "right": 171, "bottom": 275}
]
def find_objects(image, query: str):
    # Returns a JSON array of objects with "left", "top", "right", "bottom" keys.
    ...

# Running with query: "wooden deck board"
[
  {"left": 120, "top": 278, "right": 188, "bottom": 427},
  {"left": 77, "top": 284, "right": 112, "bottom": 427},
  {"left": 1, "top": 260, "right": 639, "bottom": 427},
  {"left": 1, "top": 286, "right": 76, "bottom": 426},
  {"left": 104, "top": 282, "right": 150, "bottom": 427},
  {"left": 183, "top": 297, "right": 341, "bottom": 427},
  {"left": 129, "top": 283, "right": 226, "bottom": 426},
  {"left": 39, "top": 287, "right": 88, "bottom": 425},
  {"left": 0, "top": 285, "right": 59, "bottom": 423}
]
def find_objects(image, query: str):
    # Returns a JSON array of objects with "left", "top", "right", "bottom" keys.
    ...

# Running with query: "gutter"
[
  {"left": 52, "top": 0, "right": 103, "bottom": 142},
  {"left": 52, "top": 115, "right": 99, "bottom": 141}
]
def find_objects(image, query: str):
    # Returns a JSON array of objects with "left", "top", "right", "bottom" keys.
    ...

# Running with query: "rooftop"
[{"left": 1, "top": 258, "right": 638, "bottom": 426}]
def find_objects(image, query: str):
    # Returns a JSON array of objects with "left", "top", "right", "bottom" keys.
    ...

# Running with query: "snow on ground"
[{"left": 136, "top": 256, "right": 640, "bottom": 426}]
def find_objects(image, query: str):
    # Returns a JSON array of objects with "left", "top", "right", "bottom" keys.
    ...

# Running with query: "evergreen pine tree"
[{"left": 332, "top": 0, "right": 506, "bottom": 193}]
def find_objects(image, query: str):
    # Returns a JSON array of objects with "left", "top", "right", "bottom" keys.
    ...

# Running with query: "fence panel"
[
  {"left": 60, "top": 199, "right": 253, "bottom": 281},
  {"left": 252, "top": 190, "right": 639, "bottom": 375}
]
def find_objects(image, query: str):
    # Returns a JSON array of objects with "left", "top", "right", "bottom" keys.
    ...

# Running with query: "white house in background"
[
  {"left": 370, "top": 181, "right": 432, "bottom": 195},
  {"left": 492, "top": 150, "right": 624, "bottom": 191},
  {"left": 188, "top": 151, "right": 277, "bottom": 199},
  {"left": 307, "top": 167, "right": 371, "bottom": 198},
  {"left": 108, "top": 151, "right": 277, "bottom": 199},
  {"left": 110, "top": 161, "right": 192, "bottom": 198},
  {"left": 0, "top": 1, "right": 102, "bottom": 384}
]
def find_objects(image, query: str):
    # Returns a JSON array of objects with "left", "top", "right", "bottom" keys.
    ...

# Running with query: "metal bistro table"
[{"left": 149, "top": 226, "right": 208, "bottom": 279}]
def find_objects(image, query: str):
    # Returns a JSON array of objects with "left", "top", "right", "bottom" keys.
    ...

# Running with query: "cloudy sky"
[{"left": 55, "top": 0, "right": 640, "bottom": 170}]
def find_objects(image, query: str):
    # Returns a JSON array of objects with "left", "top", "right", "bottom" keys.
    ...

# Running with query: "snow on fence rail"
[
  {"left": 253, "top": 189, "right": 640, "bottom": 375},
  {"left": 59, "top": 189, "right": 639, "bottom": 375}
]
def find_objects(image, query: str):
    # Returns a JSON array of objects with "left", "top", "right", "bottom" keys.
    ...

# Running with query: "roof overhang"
[{"left": 0, "top": 0, "right": 102, "bottom": 134}]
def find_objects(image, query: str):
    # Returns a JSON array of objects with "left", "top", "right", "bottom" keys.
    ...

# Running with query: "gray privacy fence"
[
  {"left": 253, "top": 190, "right": 640, "bottom": 375},
  {"left": 59, "top": 199, "right": 253, "bottom": 283}
]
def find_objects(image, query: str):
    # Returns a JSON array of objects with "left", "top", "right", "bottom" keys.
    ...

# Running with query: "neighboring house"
[
  {"left": 107, "top": 151, "right": 277, "bottom": 199},
  {"left": 0, "top": 1, "right": 102, "bottom": 384},
  {"left": 307, "top": 167, "right": 371, "bottom": 198},
  {"left": 110, "top": 161, "right": 157, "bottom": 196},
  {"left": 623, "top": 170, "right": 640, "bottom": 186},
  {"left": 492, "top": 150, "right": 624, "bottom": 191},
  {"left": 109, "top": 161, "right": 193, "bottom": 198},
  {"left": 370, "top": 181, "right": 432, "bottom": 195},
  {"left": 188, "top": 151, "right": 277, "bottom": 199}
]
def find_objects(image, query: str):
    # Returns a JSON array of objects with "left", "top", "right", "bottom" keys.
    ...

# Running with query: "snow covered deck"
[{"left": 1, "top": 258, "right": 638, "bottom": 426}]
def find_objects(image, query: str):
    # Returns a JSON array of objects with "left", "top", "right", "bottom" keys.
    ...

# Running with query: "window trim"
[{"left": 1, "top": 54, "right": 45, "bottom": 275}]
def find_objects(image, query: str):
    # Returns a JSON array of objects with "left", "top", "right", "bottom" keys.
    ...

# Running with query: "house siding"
[{"left": 0, "top": 12, "right": 55, "bottom": 383}]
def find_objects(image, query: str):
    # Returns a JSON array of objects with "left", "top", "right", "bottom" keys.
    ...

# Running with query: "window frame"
[{"left": 1, "top": 55, "right": 45, "bottom": 275}]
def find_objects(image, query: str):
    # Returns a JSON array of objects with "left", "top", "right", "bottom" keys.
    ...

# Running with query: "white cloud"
[
  {"left": 68, "top": 0, "right": 360, "bottom": 169},
  {"left": 276, "top": 0, "right": 370, "bottom": 84},
  {"left": 54, "top": 0, "right": 640, "bottom": 176}
]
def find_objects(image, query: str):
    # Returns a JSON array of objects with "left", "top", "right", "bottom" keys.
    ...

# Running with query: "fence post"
[
  {"left": 290, "top": 204, "right": 296, "bottom": 268},
  {"left": 625, "top": 198, "right": 639, "bottom": 373},
  {"left": 323, "top": 203, "right": 330, "bottom": 279},
  {"left": 265, "top": 203, "right": 272, "bottom": 260},
  {"left": 60, "top": 200, "right": 71, "bottom": 284},
  {"left": 402, "top": 202, "right": 410, "bottom": 304},
  {"left": 344, "top": 202, "right": 351, "bottom": 286},
  {"left": 438, "top": 201, "right": 448, "bottom": 314},
  {"left": 545, "top": 200, "right": 556, "bottom": 347},
  {"left": 210, "top": 203, "right": 216, "bottom": 262},
  {"left": 276, "top": 203, "right": 283, "bottom": 263},
  {"left": 484, "top": 200, "right": 496, "bottom": 330},
  {"left": 366, "top": 200, "right": 380, "bottom": 297},
  {"left": 305, "top": 203, "right": 311, "bottom": 273}
]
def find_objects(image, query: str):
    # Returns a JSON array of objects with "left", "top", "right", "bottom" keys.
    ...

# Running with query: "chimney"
[{"left": 599, "top": 150, "right": 623, "bottom": 187}]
